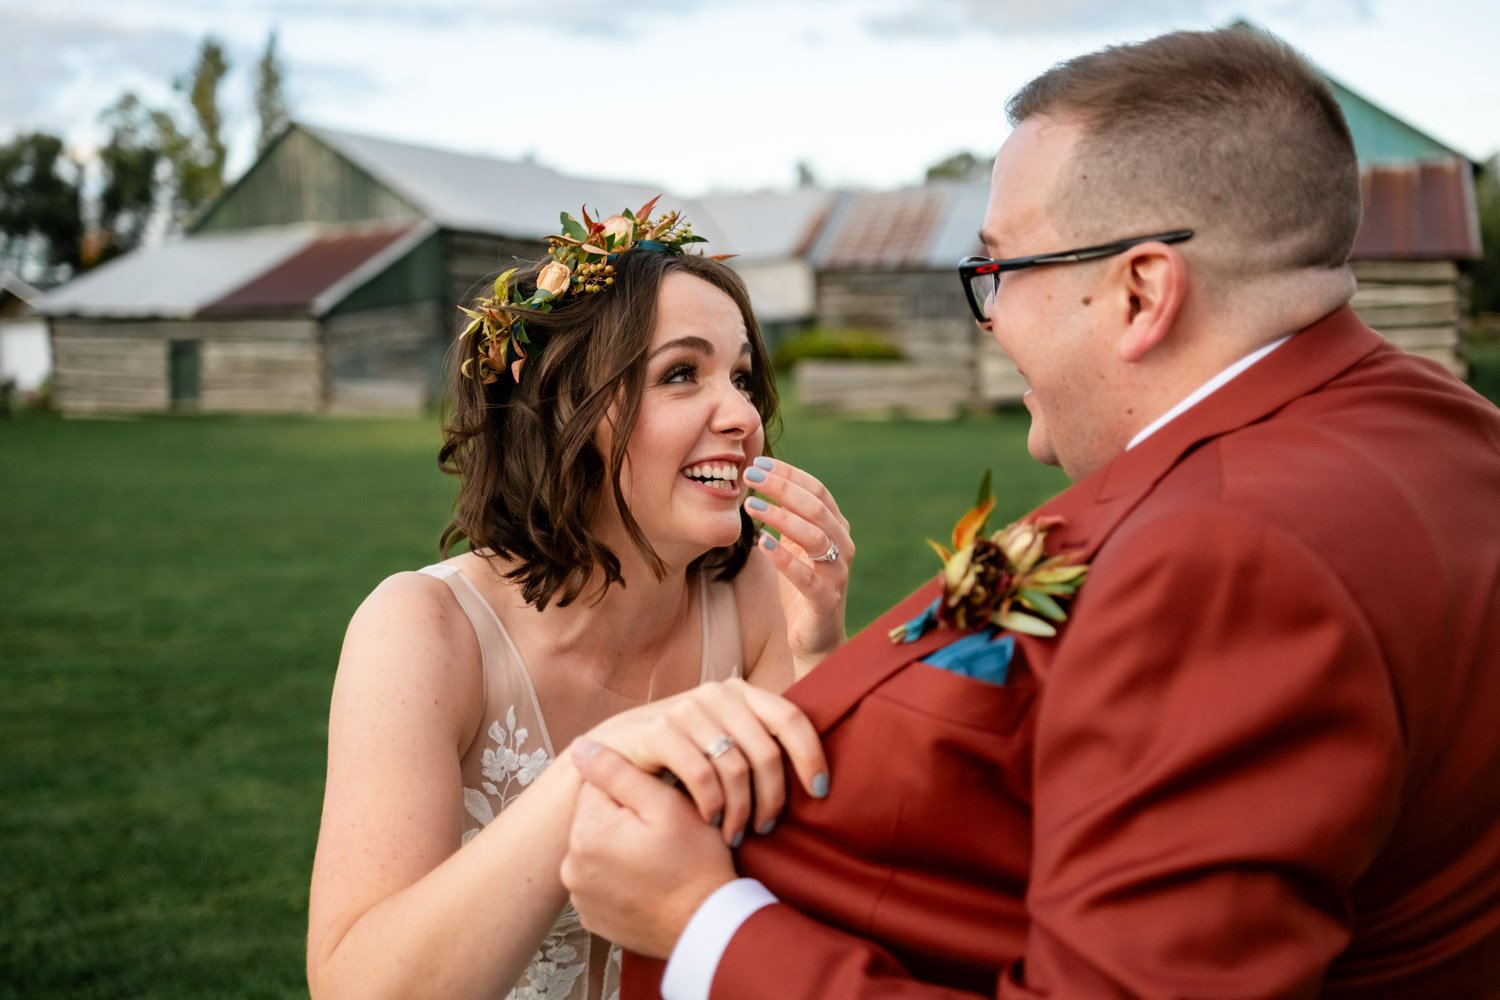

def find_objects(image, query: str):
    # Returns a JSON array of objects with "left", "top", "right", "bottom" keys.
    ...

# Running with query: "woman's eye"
[
  {"left": 733, "top": 371, "right": 754, "bottom": 394},
  {"left": 661, "top": 363, "right": 696, "bottom": 384}
]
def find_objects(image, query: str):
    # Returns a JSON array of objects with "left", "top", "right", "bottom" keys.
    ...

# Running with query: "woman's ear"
[{"left": 1116, "top": 244, "right": 1187, "bottom": 362}]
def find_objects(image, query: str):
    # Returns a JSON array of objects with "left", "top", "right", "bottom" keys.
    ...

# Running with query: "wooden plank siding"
[
  {"left": 325, "top": 302, "right": 449, "bottom": 413},
  {"left": 1350, "top": 259, "right": 1466, "bottom": 376},
  {"left": 443, "top": 231, "right": 539, "bottom": 313},
  {"left": 52, "top": 333, "right": 170, "bottom": 413},
  {"left": 52, "top": 318, "right": 324, "bottom": 414},
  {"left": 194, "top": 128, "right": 424, "bottom": 233},
  {"left": 809, "top": 259, "right": 1469, "bottom": 415}
]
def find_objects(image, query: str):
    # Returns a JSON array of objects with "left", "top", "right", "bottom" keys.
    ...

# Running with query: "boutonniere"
[{"left": 890, "top": 474, "right": 1089, "bottom": 644}]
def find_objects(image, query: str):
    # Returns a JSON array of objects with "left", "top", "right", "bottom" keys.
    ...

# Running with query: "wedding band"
[
  {"left": 810, "top": 541, "right": 839, "bottom": 564},
  {"left": 704, "top": 735, "right": 736, "bottom": 760}
]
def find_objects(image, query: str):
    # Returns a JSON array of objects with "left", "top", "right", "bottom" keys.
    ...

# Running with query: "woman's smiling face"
[{"left": 607, "top": 271, "right": 765, "bottom": 564}]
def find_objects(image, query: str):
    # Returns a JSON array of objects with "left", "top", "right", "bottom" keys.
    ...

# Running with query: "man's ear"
[{"left": 1116, "top": 245, "right": 1187, "bottom": 363}]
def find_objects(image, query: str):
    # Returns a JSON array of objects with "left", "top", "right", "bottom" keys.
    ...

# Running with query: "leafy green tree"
[
  {"left": 0, "top": 132, "right": 82, "bottom": 280},
  {"left": 95, "top": 93, "right": 164, "bottom": 263},
  {"left": 256, "top": 29, "right": 291, "bottom": 152},
  {"left": 165, "top": 35, "right": 231, "bottom": 223},
  {"left": 924, "top": 151, "right": 990, "bottom": 184}
]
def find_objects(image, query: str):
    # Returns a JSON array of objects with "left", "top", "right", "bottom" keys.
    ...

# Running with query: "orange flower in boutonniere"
[{"left": 890, "top": 474, "right": 1089, "bottom": 644}]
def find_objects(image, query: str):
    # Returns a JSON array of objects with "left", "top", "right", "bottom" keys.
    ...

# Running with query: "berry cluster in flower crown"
[{"left": 459, "top": 195, "right": 731, "bottom": 385}]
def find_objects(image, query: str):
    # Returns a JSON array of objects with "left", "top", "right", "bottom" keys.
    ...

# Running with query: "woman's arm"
[{"left": 306, "top": 573, "right": 584, "bottom": 1000}]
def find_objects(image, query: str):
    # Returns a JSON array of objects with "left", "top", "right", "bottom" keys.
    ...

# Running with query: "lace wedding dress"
[{"left": 419, "top": 563, "right": 743, "bottom": 1000}]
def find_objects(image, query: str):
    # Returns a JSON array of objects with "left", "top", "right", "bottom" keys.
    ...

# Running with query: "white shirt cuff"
[{"left": 660, "top": 878, "right": 778, "bottom": 1000}]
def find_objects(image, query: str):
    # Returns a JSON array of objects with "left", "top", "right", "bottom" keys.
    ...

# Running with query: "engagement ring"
[{"left": 811, "top": 542, "right": 840, "bottom": 564}]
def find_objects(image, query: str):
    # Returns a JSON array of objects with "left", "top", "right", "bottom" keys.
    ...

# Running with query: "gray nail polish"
[
  {"left": 747, "top": 497, "right": 768, "bottom": 511},
  {"left": 760, "top": 534, "right": 778, "bottom": 550},
  {"left": 711, "top": 812, "right": 723, "bottom": 827},
  {"left": 811, "top": 772, "right": 830, "bottom": 799},
  {"left": 745, "top": 467, "right": 767, "bottom": 483},
  {"left": 731, "top": 829, "right": 744, "bottom": 849},
  {"left": 753, "top": 456, "right": 775, "bottom": 470},
  {"left": 758, "top": 819, "right": 776, "bottom": 835}
]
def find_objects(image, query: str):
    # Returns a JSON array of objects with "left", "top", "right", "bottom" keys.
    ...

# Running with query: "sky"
[{"left": 2, "top": 0, "right": 1498, "bottom": 197}]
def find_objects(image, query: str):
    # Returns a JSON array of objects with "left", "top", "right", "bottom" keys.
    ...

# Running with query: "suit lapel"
[{"left": 791, "top": 308, "right": 1384, "bottom": 733}]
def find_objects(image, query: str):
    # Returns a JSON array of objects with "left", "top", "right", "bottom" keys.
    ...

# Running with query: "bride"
[{"left": 306, "top": 202, "right": 853, "bottom": 1000}]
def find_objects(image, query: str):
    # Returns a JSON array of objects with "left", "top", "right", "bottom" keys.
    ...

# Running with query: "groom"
[{"left": 564, "top": 25, "right": 1500, "bottom": 999}]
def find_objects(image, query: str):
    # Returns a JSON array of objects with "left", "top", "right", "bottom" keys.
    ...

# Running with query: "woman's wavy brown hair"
[{"left": 438, "top": 249, "right": 779, "bottom": 610}]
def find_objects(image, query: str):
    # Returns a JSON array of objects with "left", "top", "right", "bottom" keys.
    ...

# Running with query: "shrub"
[{"left": 773, "top": 327, "right": 904, "bottom": 369}]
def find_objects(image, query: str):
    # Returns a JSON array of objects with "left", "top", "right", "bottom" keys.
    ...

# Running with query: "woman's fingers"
[
  {"left": 744, "top": 458, "right": 855, "bottom": 568},
  {"left": 587, "top": 682, "right": 829, "bottom": 846},
  {"left": 730, "top": 679, "right": 830, "bottom": 802}
]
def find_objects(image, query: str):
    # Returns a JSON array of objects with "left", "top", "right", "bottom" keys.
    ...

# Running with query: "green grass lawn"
[{"left": 0, "top": 401, "right": 1064, "bottom": 998}]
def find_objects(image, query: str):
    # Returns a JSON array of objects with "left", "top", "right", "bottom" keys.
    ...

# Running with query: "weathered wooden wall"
[
  {"left": 1350, "top": 259, "right": 1466, "bottom": 377},
  {"left": 195, "top": 128, "right": 424, "bottom": 233},
  {"left": 443, "top": 231, "right": 540, "bottom": 317},
  {"left": 52, "top": 318, "right": 323, "bottom": 414},
  {"left": 809, "top": 260, "right": 1472, "bottom": 415},
  {"left": 325, "top": 302, "right": 447, "bottom": 413},
  {"left": 52, "top": 330, "right": 170, "bottom": 413},
  {"left": 813, "top": 270, "right": 977, "bottom": 413}
]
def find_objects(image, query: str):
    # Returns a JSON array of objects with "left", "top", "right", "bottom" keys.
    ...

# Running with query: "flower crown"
[{"left": 460, "top": 195, "right": 729, "bottom": 385}]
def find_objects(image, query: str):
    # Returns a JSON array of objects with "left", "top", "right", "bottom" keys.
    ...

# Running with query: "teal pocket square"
[{"left": 921, "top": 629, "right": 1015, "bottom": 685}]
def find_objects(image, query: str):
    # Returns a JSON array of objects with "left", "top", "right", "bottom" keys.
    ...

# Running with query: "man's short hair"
[{"left": 1008, "top": 25, "right": 1361, "bottom": 274}]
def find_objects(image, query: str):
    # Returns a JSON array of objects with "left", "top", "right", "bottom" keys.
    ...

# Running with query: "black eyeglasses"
[{"left": 958, "top": 229, "right": 1193, "bottom": 322}]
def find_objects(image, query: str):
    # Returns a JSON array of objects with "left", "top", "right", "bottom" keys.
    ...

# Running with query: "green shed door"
[{"left": 169, "top": 341, "right": 201, "bottom": 409}]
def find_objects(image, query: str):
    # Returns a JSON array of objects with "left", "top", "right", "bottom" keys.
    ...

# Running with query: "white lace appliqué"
[
  {"left": 463, "top": 705, "right": 551, "bottom": 842},
  {"left": 462, "top": 707, "right": 588, "bottom": 999}
]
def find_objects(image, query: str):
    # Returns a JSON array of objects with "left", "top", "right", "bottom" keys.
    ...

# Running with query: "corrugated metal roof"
[
  {"left": 1351, "top": 158, "right": 1481, "bottom": 261},
  {"left": 694, "top": 189, "right": 835, "bottom": 260},
  {"left": 200, "top": 224, "right": 419, "bottom": 316},
  {"left": 35, "top": 227, "right": 322, "bottom": 318},
  {"left": 307, "top": 126, "right": 733, "bottom": 251},
  {"left": 808, "top": 182, "right": 987, "bottom": 271}
]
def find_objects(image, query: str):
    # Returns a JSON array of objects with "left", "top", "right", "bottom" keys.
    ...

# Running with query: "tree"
[
  {"left": 924, "top": 151, "right": 990, "bottom": 184},
  {"left": 0, "top": 132, "right": 82, "bottom": 281},
  {"left": 164, "top": 35, "right": 231, "bottom": 223},
  {"left": 95, "top": 93, "right": 165, "bottom": 264},
  {"left": 256, "top": 29, "right": 291, "bottom": 153}
]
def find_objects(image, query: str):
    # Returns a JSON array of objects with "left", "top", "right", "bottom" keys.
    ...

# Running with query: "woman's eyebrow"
[
  {"left": 648, "top": 335, "right": 713, "bottom": 359},
  {"left": 648, "top": 337, "right": 753, "bottom": 360}
]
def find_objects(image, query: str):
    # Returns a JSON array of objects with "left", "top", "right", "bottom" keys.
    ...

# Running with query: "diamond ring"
[{"left": 810, "top": 542, "right": 839, "bottom": 564}]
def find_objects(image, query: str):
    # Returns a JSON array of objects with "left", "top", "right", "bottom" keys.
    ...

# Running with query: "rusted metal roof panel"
[
  {"left": 811, "top": 186, "right": 965, "bottom": 270},
  {"left": 200, "top": 224, "right": 417, "bottom": 316},
  {"left": 1351, "top": 158, "right": 1481, "bottom": 261}
]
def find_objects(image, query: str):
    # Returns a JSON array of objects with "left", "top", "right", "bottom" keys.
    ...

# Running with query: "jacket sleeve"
[{"left": 710, "top": 506, "right": 1403, "bottom": 1000}]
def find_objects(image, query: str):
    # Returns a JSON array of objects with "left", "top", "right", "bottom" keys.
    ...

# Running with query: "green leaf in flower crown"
[
  {"left": 560, "top": 213, "right": 587, "bottom": 241},
  {"left": 996, "top": 610, "right": 1057, "bottom": 637},
  {"left": 677, "top": 234, "right": 708, "bottom": 245},
  {"left": 493, "top": 268, "right": 517, "bottom": 299},
  {"left": 1018, "top": 589, "right": 1066, "bottom": 622}
]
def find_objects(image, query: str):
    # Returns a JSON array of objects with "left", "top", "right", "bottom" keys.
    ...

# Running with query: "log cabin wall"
[
  {"left": 324, "top": 302, "right": 449, "bottom": 413},
  {"left": 51, "top": 318, "right": 322, "bottom": 414},
  {"left": 1350, "top": 260, "right": 1467, "bottom": 377}
]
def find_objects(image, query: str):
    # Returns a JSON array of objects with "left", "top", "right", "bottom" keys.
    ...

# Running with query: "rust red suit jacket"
[{"left": 628, "top": 307, "right": 1500, "bottom": 999}]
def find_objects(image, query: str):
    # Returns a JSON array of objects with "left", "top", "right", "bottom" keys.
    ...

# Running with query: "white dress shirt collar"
[{"left": 1125, "top": 335, "right": 1291, "bottom": 451}]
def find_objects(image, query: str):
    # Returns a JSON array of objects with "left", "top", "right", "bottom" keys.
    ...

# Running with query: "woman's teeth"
[{"left": 683, "top": 462, "right": 739, "bottom": 488}]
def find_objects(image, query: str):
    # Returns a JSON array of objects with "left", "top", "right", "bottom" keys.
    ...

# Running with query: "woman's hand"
[
  {"left": 579, "top": 678, "right": 829, "bottom": 847},
  {"left": 743, "top": 456, "right": 853, "bottom": 675}
]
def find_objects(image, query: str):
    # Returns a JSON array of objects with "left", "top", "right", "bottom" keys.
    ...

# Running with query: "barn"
[{"left": 36, "top": 125, "right": 731, "bottom": 414}]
